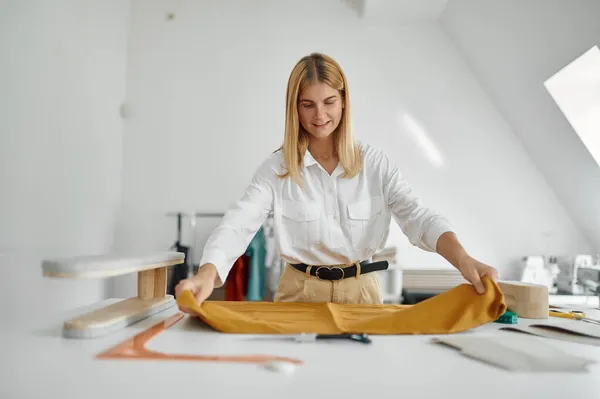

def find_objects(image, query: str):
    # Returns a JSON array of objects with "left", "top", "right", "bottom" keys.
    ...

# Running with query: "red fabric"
[{"left": 224, "top": 255, "right": 249, "bottom": 301}]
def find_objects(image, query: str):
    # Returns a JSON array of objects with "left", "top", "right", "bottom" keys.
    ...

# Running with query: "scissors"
[
  {"left": 549, "top": 310, "right": 600, "bottom": 325},
  {"left": 294, "top": 333, "right": 372, "bottom": 344}
]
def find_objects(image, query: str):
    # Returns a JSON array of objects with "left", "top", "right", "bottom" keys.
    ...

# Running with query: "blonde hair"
[{"left": 279, "top": 53, "right": 363, "bottom": 187}]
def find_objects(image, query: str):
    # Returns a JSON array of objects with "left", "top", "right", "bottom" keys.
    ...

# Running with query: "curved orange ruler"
[{"left": 96, "top": 312, "right": 303, "bottom": 365}]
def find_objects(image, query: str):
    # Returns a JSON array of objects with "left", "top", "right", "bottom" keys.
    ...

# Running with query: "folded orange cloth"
[{"left": 176, "top": 277, "right": 506, "bottom": 334}]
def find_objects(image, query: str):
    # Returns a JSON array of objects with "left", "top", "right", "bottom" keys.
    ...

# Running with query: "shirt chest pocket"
[
  {"left": 347, "top": 197, "right": 384, "bottom": 248},
  {"left": 281, "top": 200, "right": 321, "bottom": 248}
]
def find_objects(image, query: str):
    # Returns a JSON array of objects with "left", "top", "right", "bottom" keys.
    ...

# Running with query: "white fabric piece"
[
  {"left": 434, "top": 335, "right": 596, "bottom": 372},
  {"left": 200, "top": 142, "right": 453, "bottom": 286}
]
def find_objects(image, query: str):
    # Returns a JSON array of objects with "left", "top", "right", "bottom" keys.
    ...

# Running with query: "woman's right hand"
[{"left": 174, "top": 263, "right": 218, "bottom": 316}]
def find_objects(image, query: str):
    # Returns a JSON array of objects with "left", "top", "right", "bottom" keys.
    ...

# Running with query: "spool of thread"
[
  {"left": 494, "top": 310, "right": 518, "bottom": 324},
  {"left": 498, "top": 281, "right": 549, "bottom": 319}
]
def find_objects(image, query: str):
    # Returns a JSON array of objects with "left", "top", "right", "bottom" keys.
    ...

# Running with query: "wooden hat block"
[
  {"left": 497, "top": 280, "right": 549, "bottom": 319},
  {"left": 41, "top": 252, "right": 185, "bottom": 338}
]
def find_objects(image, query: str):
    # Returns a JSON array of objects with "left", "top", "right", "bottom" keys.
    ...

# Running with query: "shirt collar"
[
  {"left": 303, "top": 149, "right": 318, "bottom": 168},
  {"left": 303, "top": 149, "right": 344, "bottom": 178},
  {"left": 331, "top": 162, "right": 344, "bottom": 178}
]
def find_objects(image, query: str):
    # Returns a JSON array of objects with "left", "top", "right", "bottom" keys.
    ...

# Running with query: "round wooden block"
[{"left": 498, "top": 281, "right": 549, "bottom": 319}]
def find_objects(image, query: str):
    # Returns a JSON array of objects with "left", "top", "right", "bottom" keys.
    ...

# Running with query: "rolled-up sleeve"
[
  {"left": 382, "top": 154, "right": 453, "bottom": 252},
  {"left": 199, "top": 162, "right": 274, "bottom": 287}
]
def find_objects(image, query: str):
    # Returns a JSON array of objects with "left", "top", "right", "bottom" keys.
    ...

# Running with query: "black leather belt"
[{"left": 290, "top": 260, "right": 389, "bottom": 281}]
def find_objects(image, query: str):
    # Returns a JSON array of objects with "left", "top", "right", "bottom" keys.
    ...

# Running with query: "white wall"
[
  {"left": 441, "top": 0, "right": 600, "bottom": 254},
  {"left": 0, "top": 0, "right": 130, "bottom": 326},
  {"left": 109, "top": 0, "right": 593, "bottom": 298}
]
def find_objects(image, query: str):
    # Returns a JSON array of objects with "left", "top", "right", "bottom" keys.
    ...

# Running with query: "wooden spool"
[
  {"left": 41, "top": 252, "right": 185, "bottom": 338},
  {"left": 498, "top": 280, "right": 549, "bottom": 319}
]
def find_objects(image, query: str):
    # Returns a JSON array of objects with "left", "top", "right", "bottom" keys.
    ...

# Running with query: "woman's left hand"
[{"left": 457, "top": 255, "right": 499, "bottom": 294}]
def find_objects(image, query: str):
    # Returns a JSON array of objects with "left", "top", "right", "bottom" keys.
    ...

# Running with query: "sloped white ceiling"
[
  {"left": 441, "top": 0, "right": 600, "bottom": 253},
  {"left": 341, "top": 0, "right": 448, "bottom": 20}
]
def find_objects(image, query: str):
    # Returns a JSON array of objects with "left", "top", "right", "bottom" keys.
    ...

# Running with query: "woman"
[{"left": 176, "top": 53, "right": 498, "bottom": 312}]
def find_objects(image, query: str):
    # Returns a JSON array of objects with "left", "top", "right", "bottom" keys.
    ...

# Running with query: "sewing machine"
[
  {"left": 577, "top": 262, "right": 600, "bottom": 304},
  {"left": 554, "top": 255, "right": 592, "bottom": 295},
  {"left": 520, "top": 255, "right": 560, "bottom": 293}
]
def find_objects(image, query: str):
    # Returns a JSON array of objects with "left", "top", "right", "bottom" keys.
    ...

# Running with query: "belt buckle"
[{"left": 315, "top": 266, "right": 345, "bottom": 281}]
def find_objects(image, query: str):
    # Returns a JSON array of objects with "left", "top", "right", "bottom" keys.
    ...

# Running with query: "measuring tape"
[{"left": 96, "top": 312, "right": 303, "bottom": 365}]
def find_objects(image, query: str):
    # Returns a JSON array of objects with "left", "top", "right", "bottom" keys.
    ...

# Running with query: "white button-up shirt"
[{"left": 200, "top": 142, "right": 453, "bottom": 286}]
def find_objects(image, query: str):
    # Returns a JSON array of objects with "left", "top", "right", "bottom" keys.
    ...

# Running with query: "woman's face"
[{"left": 297, "top": 82, "right": 343, "bottom": 140}]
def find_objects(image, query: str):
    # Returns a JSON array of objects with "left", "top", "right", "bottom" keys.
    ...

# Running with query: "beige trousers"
[{"left": 273, "top": 264, "right": 383, "bottom": 304}]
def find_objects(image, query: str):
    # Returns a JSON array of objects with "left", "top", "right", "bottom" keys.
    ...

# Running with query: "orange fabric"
[
  {"left": 224, "top": 255, "right": 249, "bottom": 301},
  {"left": 177, "top": 277, "right": 506, "bottom": 335}
]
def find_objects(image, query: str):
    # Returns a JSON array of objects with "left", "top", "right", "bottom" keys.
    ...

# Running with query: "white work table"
[{"left": 3, "top": 300, "right": 600, "bottom": 399}]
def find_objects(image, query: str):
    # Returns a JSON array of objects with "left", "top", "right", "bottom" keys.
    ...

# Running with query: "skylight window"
[{"left": 544, "top": 45, "right": 600, "bottom": 167}]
